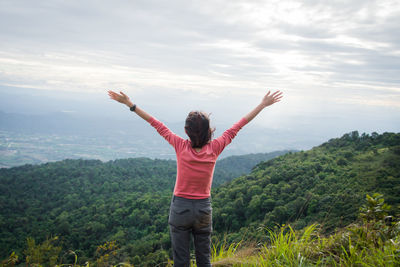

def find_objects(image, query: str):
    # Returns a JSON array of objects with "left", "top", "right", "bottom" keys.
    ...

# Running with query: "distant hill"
[
  {"left": 214, "top": 151, "right": 294, "bottom": 186},
  {"left": 0, "top": 110, "right": 320, "bottom": 167}
]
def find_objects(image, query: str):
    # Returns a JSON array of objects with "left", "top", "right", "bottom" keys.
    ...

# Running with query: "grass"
[
  {"left": 3, "top": 223, "right": 399, "bottom": 267},
  {"left": 205, "top": 194, "right": 400, "bottom": 266},
  {"left": 207, "top": 222, "right": 400, "bottom": 267}
]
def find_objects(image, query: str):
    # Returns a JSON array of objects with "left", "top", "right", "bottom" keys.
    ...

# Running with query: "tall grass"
[
  {"left": 3, "top": 224, "right": 399, "bottom": 267},
  {"left": 258, "top": 224, "right": 321, "bottom": 267},
  {"left": 211, "top": 240, "right": 245, "bottom": 266},
  {"left": 208, "top": 194, "right": 400, "bottom": 267},
  {"left": 208, "top": 222, "right": 399, "bottom": 267}
]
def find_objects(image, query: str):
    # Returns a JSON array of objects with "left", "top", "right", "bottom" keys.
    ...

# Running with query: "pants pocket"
[
  {"left": 169, "top": 203, "right": 192, "bottom": 228},
  {"left": 195, "top": 206, "right": 212, "bottom": 230}
]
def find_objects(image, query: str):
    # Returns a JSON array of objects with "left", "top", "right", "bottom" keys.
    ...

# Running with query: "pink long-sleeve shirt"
[{"left": 149, "top": 117, "right": 248, "bottom": 199}]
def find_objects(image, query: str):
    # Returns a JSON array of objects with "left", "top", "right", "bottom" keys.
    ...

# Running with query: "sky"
[{"left": 0, "top": 0, "right": 400, "bottom": 142}]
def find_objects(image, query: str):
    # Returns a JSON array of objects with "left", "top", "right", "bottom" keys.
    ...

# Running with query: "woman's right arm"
[{"left": 108, "top": 90, "right": 151, "bottom": 122}]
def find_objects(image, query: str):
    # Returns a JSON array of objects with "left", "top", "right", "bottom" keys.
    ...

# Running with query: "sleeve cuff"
[{"left": 240, "top": 117, "right": 249, "bottom": 126}]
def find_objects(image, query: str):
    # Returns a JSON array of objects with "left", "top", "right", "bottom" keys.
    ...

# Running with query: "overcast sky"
[{"left": 0, "top": 0, "right": 399, "bottom": 139}]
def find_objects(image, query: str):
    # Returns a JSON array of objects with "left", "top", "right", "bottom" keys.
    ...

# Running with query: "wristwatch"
[{"left": 129, "top": 104, "right": 137, "bottom": 112}]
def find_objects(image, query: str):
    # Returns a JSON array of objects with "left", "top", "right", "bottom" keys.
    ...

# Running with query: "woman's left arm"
[
  {"left": 108, "top": 90, "right": 151, "bottom": 122},
  {"left": 244, "top": 90, "right": 283, "bottom": 123}
]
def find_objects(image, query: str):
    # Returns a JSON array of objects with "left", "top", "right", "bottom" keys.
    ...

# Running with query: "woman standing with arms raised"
[{"left": 108, "top": 90, "right": 283, "bottom": 267}]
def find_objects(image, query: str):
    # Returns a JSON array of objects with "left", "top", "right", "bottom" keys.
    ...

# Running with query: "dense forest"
[
  {"left": 0, "top": 151, "right": 289, "bottom": 265},
  {"left": 212, "top": 131, "right": 400, "bottom": 242},
  {"left": 0, "top": 131, "right": 399, "bottom": 266}
]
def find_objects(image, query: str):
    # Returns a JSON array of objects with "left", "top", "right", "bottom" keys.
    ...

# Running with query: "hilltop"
[
  {"left": 212, "top": 131, "right": 400, "bottom": 241},
  {"left": 0, "top": 131, "right": 399, "bottom": 266}
]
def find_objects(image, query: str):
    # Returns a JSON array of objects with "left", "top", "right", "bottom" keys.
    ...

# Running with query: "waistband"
[{"left": 172, "top": 195, "right": 211, "bottom": 202}]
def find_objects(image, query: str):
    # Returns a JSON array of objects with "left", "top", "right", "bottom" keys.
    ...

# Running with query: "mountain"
[
  {"left": 0, "top": 158, "right": 175, "bottom": 262},
  {"left": 1, "top": 131, "right": 399, "bottom": 265},
  {"left": 0, "top": 152, "right": 288, "bottom": 263},
  {"left": 213, "top": 151, "right": 294, "bottom": 186},
  {"left": 212, "top": 131, "right": 400, "bottom": 241}
]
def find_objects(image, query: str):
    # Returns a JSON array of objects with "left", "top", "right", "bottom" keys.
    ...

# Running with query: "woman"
[{"left": 108, "top": 90, "right": 283, "bottom": 267}]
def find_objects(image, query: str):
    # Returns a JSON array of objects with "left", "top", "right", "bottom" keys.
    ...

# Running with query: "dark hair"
[{"left": 185, "top": 111, "right": 215, "bottom": 148}]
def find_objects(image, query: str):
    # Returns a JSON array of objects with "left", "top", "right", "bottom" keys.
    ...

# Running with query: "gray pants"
[{"left": 168, "top": 195, "right": 212, "bottom": 267}]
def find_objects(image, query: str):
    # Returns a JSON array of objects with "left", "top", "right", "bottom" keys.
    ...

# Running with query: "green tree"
[{"left": 24, "top": 236, "right": 61, "bottom": 267}]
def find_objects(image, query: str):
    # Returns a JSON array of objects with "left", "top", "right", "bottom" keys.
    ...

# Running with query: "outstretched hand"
[
  {"left": 244, "top": 90, "right": 283, "bottom": 123},
  {"left": 108, "top": 90, "right": 132, "bottom": 107},
  {"left": 261, "top": 90, "right": 283, "bottom": 107}
]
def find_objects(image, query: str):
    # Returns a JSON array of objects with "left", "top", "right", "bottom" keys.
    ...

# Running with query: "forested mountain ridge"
[
  {"left": 0, "top": 151, "right": 288, "bottom": 262},
  {"left": 212, "top": 131, "right": 400, "bottom": 242},
  {"left": 0, "top": 131, "right": 399, "bottom": 265},
  {"left": 214, "top": 150, "right": 294, "bottom": 185},
  {"left": 0, "top": 158, "right": 175, "bottom": 262}
]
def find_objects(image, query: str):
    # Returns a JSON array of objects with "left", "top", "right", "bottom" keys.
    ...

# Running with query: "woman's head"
[{"left": 185, "top": 111, "right": 215, "bottom": 148}]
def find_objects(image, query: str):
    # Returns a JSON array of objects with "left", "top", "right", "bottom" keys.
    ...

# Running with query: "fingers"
[
  {"left": 107, "top": 90, "right": 122, "bottom": 102},
  {"left": 270, "top": 91, "right": 283, "bottom": 101},
  {"left": 107, "top": 90, "right": 115, "bottom": 98},
  {"left": 263, "top": 90, "right": 283, "bottom": 106},
  {"left": 108, "top": 90, "right": 117, "bottom": 96},
  {"left": 266, "top": 90, "right": 283, "bottom": 98},
  {"left": 108, "top": 90, "right": 117, "bottom": 99},
  {"left": 271, "top": 90, "right": 283, "bottom": 97},
  {"left": 274, "top": 93, "right": 283, "bottom": 100}
]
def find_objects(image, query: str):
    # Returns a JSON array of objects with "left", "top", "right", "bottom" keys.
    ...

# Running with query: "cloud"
[{"left": 0, "top": 0, "right": 399, "bottom": 125}]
